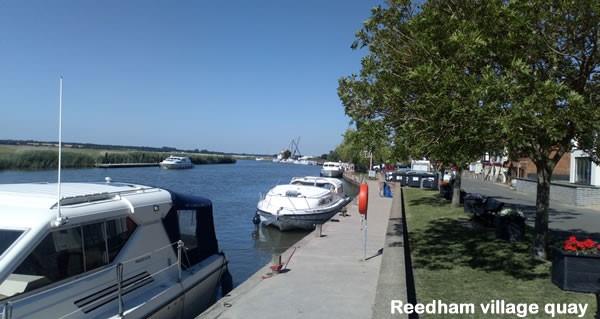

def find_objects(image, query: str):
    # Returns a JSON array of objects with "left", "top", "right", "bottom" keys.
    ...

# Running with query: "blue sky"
[{"left": 0, "top": 1, "right": 380, "bottom": 155}]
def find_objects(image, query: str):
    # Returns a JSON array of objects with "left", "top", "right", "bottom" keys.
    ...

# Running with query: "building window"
[{"left": 575, "top": 157, "right": 592, "bottom": 185}]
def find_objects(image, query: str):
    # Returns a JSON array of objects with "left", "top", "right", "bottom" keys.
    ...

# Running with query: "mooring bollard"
[
  {"left": 315, "top": 224, "right": 322, "bottom": 237},
  {"left": 270, "top": 254, "right": 283, "bottom": 273}
]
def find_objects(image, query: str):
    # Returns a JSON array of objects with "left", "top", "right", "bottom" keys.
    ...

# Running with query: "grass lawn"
[{"left": 404, "top": 188, "right": 596, "bottom": 318}]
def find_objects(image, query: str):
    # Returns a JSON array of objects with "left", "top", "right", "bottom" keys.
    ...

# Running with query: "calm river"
[{"left": 0, "top": 160, "right": 356, "bottom": 286}]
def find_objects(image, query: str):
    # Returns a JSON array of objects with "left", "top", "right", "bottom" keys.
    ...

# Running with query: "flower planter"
[
  {"left": 494, "top": 216, "right": 525, "bottom": 242},
  {"left": 552, "top": 250, "right": 600, "bottom": 293}
]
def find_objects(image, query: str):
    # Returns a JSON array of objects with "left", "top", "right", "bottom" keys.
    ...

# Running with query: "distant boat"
[
  {"left": 320, "top": 162, "right": 343, "bottom": 178},
  {"left": 160, "top": 156, "right": 193, "bottom": 169}
]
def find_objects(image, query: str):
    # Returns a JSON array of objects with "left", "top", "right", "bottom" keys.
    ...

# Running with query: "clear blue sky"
[{"left": 0, "top": 0, "right": 381, "bottom": 155}]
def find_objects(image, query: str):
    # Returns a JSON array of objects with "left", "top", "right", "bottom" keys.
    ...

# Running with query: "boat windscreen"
[{"left": 0, "top": 230, "right": 23, "bottom": 256}]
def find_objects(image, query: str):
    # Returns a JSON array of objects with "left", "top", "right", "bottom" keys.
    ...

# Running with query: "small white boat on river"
[
  {"left": 256, "top": 182, "right": 351, "bottom": 231},
  {"left": 0, "top": 181, "right": 231, "bottom": 319},
  {"left": 159, "top": 156, "right": 193, "bottom": 169},
  {"left": 320, "top": 162, "right": 343, "bottom": 178}
]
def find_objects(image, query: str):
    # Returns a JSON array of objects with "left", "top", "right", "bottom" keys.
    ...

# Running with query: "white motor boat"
[
  {"left": 320, "top": 162, "right": 344, "bottom": 178},
  {"left": 159, "top": 156, "right": 193, "bottom": 169},
  {"left": 290, "top": 176, "right": 345, "bottom": 196},
  {"left": 255, "top": 184, "right": 351, "bottom": 231},
  {"left": 0, "top": 181, "right": 232, "bottom": 319}
]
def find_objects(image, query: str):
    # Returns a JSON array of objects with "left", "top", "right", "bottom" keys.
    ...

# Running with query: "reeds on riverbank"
[{"left": 0, "top": 149, "right": 236, "bottom": 170}]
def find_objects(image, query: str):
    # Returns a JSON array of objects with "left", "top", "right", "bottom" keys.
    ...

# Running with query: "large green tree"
[
  {"left": 486, "top": 0, "right": 600, "bottom": 259},
  {"left": 340, "top": 0, "right": 600, "bottom": 259},
  {"left": 339, "top": 0, "right": 501, "bottom": 206}
]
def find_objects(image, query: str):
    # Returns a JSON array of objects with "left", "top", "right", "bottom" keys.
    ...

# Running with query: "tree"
[
  {"left": 339, "top": 0, "right": 502, "bottom": 206},
  {"left": 484, "top": 0, "right": 600, "bottom": 259},
  {"left": 340, "top": 0, "right": 600, "bottom": 259}
]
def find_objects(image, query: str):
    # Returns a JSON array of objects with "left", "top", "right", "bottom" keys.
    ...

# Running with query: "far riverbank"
[{"left": 0, "top": 145, "right": 236, "bottom": 170}]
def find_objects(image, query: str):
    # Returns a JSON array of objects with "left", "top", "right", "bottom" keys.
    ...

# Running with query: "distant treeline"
[
  {"left": 0, "top": 139, "right": 273, "bottom": 157},
  {"left": 0, "top": 150, "right": 236, "bottom": 170}
]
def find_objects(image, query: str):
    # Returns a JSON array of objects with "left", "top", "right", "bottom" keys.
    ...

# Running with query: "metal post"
[
  {"left": 363, "top": 216, "right": 368, "bottom": 260},
  {"left": 116, "top": 263, "right": 124, "bottom": 317},
  {"left": 3, "top": 302, "right": 12, "bottom": 319},
  {"left": 177, "top": 240, "right": 184, "bottom": 282},
  {"left": 315, "top": 224, "right": 322, "bottom": 237}
]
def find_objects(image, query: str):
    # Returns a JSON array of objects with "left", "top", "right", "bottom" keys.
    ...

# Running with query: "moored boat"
[
  {"left": 0, "top": 181, "right": 231, "bottom": 319},
  {"left": 256, "top": 184, "right": 351, "bottom": 231},
  {"left": 290, "top": 176, "right": 345, "bottom": 195},
  {"left": 320, "top": 162, "right": 344, "bottom": 178}
]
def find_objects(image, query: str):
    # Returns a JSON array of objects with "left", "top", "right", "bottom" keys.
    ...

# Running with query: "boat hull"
[
  {"left": 320, "top": 169, "right": 343, "bottom": 178},
  {"left": 257, "top": 197, "right": 352, "bottom": 231}
]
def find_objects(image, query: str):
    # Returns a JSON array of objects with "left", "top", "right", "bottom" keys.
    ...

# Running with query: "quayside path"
[
  {"left": 199, "top": 177, "right": 399, "bottom": 319},
  {"left": 462, "top": 177, "right": 600, "bottom": 235}
]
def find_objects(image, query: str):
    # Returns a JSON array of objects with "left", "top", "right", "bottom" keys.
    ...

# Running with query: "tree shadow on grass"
[
  {"left": 411, "top": 217, "right": 548, "bottom": 281},
  {"left": 408, "top": 195, "right": 449, "bottom": 207}
]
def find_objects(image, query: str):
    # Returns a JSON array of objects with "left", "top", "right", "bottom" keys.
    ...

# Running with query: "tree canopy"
[{"left": 339, "top": 0, "right": 600, "bottom": 258}]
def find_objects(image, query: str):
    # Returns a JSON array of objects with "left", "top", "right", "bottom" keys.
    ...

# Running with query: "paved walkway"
[
  {"left": 199, "top": 179, "right": 394, "bottom": 319},
  {"left": 462, "top": 177, "right": 600, "bottom": 236}
]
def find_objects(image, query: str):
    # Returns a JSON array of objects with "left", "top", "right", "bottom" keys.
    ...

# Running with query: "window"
[
  {"left": 177, "top": 210, "right": 198, "bottom": 250},
  {"left": 83, "top": 223, "right": 107, "bottom": 271},
  {"left": 106, "top": 218, "right": 137, "bottom": 262},
  {"left": 0, "top": 230, "right": 23, "bottom": 256},
  {"left": 575, "top": 157, "right": 592, "bottom": 185},
  {"left": 13, "top": 227, "right": 84, "bottom": 289},
  {"left": 0, "top": 217, "right": 137, "bottom": 301}
]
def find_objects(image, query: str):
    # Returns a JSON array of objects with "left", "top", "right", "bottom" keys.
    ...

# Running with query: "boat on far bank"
[
  {"left": 255, "top": 182, "right": 351, "bottom": 231},
  {"left": 320, "top": 162, "right": 343, "bottom": 178},
  {"left": 160, "top": 156, "right": 193, "bottom": 169}
]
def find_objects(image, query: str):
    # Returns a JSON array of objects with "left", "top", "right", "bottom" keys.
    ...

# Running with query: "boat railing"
[{"left": 2, "top": 240, "right": 185, "bottom": 319}]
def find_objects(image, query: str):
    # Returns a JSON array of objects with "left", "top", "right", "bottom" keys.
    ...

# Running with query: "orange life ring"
[{"left": 358, "top": 183, "right": 368, "bottom": 215}]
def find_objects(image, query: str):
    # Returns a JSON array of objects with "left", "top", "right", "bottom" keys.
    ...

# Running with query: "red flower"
[
  {"left": 564, "top": 242, "right": 577, "bottom": 252},
  {"left": 562, "top": 236, "right": 599, "bottom": 254},
  {"left": 583, "top": 239, "right": 597, "bottom": 249}
]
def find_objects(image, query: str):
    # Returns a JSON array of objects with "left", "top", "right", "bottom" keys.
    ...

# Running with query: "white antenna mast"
[{"left": 53, "top": 76, "right": 67, "bottom": 227}]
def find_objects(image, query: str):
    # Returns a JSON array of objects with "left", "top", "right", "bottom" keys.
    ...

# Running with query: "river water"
[{"left": 0, "top": 160, "right": 356, "bottom": 286}]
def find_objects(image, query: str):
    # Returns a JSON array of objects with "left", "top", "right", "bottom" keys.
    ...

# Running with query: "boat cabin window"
[
  {"left": 0, "top": 230, "right": 24, "bottom": 257},
  {"left": 178, "top": 210, "right": 199, "bottom": 251},
  {"left": 0, "top": 217, "right": 136, "bottom": 301}
]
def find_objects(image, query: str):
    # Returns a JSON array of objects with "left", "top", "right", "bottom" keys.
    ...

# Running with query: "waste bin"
[
  {"left": 407, "top": 171, "right": 422, "bottom": 187},
  {"left": 421, "top": 173, "right": 438, "bottom": 189}
]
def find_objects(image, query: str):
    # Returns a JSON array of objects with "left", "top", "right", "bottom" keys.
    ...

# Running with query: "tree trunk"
[
  {"left": 438, "top": 167, "right": 444, "bottom": 191},
  {"left": 451, "top": 167, "right": 462, "bottom": 207},
  {"left": 533, "top": 162, "right": 553, "bottom": 260}
]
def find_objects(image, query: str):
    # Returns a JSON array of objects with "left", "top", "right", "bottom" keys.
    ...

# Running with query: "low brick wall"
[{"left": 514, "top": 178, "right": 600, "bottom": 207}]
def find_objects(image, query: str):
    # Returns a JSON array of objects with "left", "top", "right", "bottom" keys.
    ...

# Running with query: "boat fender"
[
  {"left": 220, "top": 265, "right": 233, "bottom": 296},
  {"left": 252, "top": 213, "right": 261, "bottom": 225},
  {"left": 358, "top": 183, "right": 368, "bottom": 216}
]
